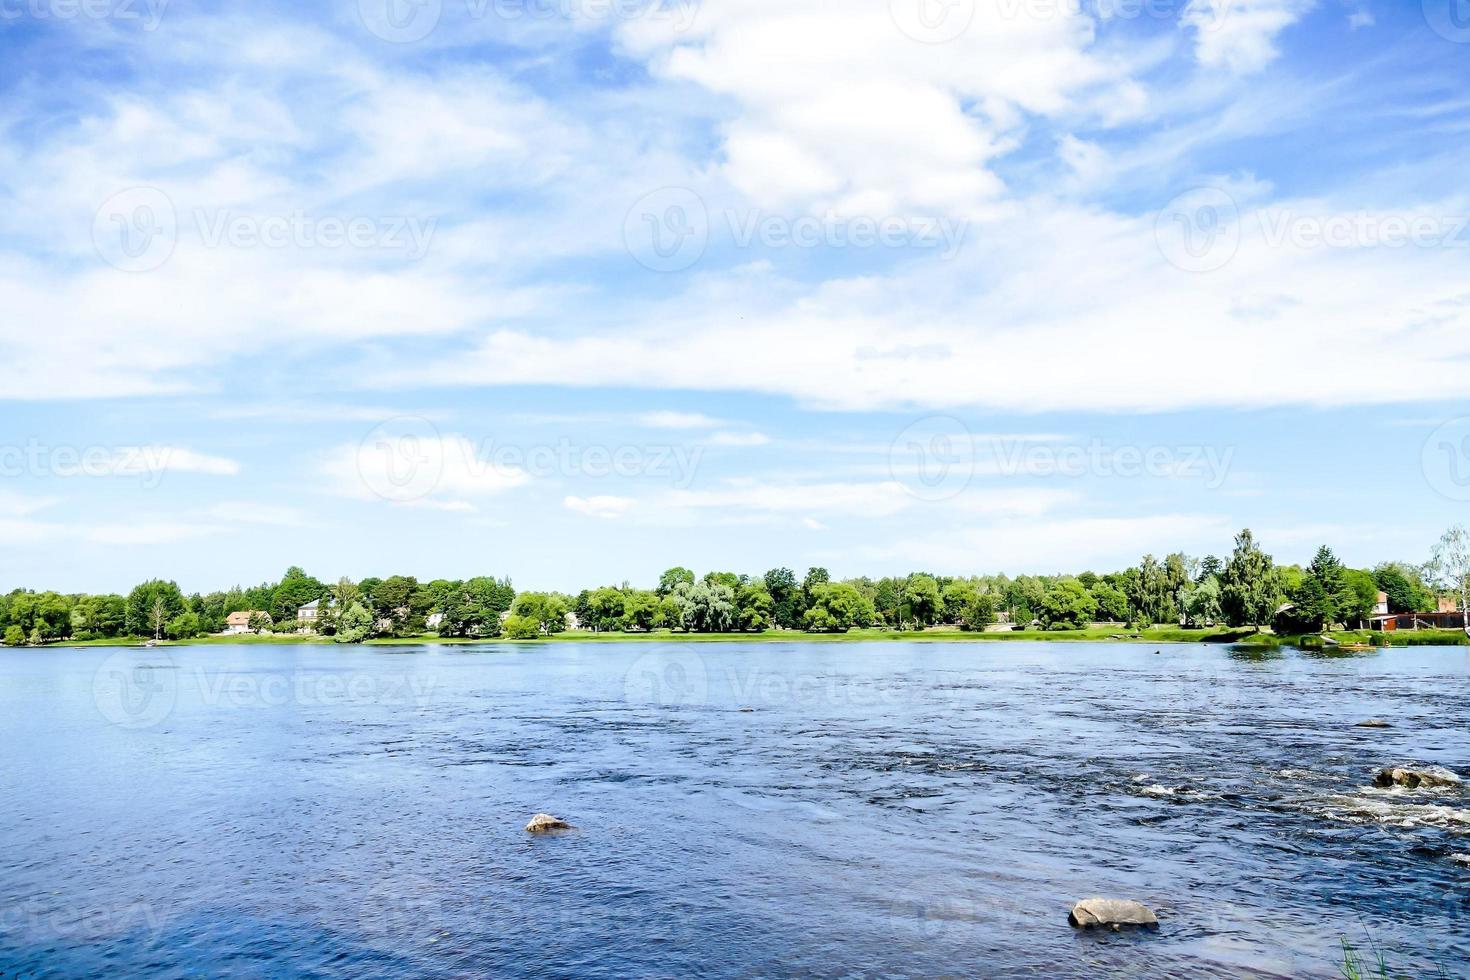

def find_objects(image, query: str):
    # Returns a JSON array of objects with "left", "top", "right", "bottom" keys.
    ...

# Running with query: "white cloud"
[
  {"left": 564, "top": 495, "right": 635, "bottom": 519},
  {"left": 707, "top": 431, "right": 771, "bottom": 447},
  {"left": 636, "top": 411, "right": 726, "bottom": 429},
  {"left": 318, "top": 431, "right": 529, "bottom": 511},
  {"left": 617, "top": 0, "right": 1145, "bottom": 218},
  {"left": 1182, "top": 0, "right": 1315, "bottom": 75}
]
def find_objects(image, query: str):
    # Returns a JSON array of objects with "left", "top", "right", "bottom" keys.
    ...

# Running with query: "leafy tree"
[
  {"left": 905, "top": 574, "right": 941, "bottom": 627},
  {"left": 1220, "top": 529, "right": 1281, "bottom": 631},
  {"left": 1427, "top": 525, "right": 1470, "bottom": 634},
  {"left": 3, "top": 625, "right": 23, "bottom": 646},
  {"left": 657, "top": 567, "right": 695, "bottom": 596},
  {"left": 1374, "top": 563, "right": 1432, "bottom": 614},
  {"left": 669, "top": 580, "right": 736, "bottom": 632},
  {"left": 621, "top": 590, "right": 661, "bottom": 631},
  {"left": 511, "top": 592, "right": 569, "bottom": 634},
  {"left": 764, "top": 567, "right": 801, "bottom": 627},
  {"left": 1182, "top": 576, "right": 1222, "bottom": 627},
  {"left": 502, "top": 614, "right": 542, "bottom": 639},
  {"left": 735, "top": 582, "right": 773, "bottom": 631},
  {"left": 126, "top": 580, "right": 185, "bottom": 638},
  {"left": 960, "top": 592, "right": 998, "bottom": 631},
  {"left": 271, "top": 566, "right": 325, "bottom": 622},
  {"left": 1090, "top": 581, "right": 1130, "bottom": 623},
  {"left": 587, "top": 587, "right": 627, "bottom": 632},
  {"left": 247, "top": 611, "right": 273, "bottom": 634},
  {"left": 1198, "top": 555, "right": 1223, "bottom": 582},
  {"left": 335, "top": 602, "right": 373, "bottom": 644},
  {"left": 166, "top": 611, "right": 201, "bottom": 640},
  {"left": 803, "top": 583, "right": 875, "bottom": 632},
  {"left": 1038, "top": 579, "right": 1098, "bottom": 630}
]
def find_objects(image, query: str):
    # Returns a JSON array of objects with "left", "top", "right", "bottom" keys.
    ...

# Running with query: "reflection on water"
[{"left": 1, "top": 641, "right": 1467, "bottom": 978}]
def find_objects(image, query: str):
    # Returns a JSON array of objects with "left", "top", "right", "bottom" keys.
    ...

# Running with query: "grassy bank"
[
  {"left": 44, "top": 624, "right": 1299, "bottom": 648},
  {"left": 34, "top": 625, "right": 1467, "bottom": 650}
]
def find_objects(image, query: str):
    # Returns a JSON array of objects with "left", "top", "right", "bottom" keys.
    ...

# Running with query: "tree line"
[{"left": 2, "top": 525, "right": 1467, "bottom": 645}]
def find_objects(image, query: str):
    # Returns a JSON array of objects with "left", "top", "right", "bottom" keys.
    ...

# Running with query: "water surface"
[{"left": 2, "top": 641, "right": 1467, "bottom": 977}]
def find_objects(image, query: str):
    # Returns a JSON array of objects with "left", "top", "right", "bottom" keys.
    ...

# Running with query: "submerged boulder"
[
  {"left": 1374, "top": 766, "right": 1461, "bottom": 790},
  {"left": 525, "top": 813, "right": 575, "bottom": 833},
  {"left": 1068, "top": 898, "right": 1158, "bottom": 929},
  {"left": 1354, "top": 719, "right": 1391, "bottom": 729}
]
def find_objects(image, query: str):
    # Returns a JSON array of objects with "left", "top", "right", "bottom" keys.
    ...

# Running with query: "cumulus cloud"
[{"left": 564, "top": 495, "right": 636, "bottom": 519}]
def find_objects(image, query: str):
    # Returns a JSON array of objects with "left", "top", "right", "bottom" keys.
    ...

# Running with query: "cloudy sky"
[{"left": 2, "top": 0, "right": 1468, "bottom": 594}]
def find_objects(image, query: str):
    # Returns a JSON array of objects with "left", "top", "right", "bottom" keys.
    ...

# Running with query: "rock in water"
[
  {"left": 1374, "top": 766, "right": 1462, "bottom": 789},
  {"left": 1354, "top": 719, "right": 1391, "bottom": 728},
  {"left": 1068, "top": 898, "right": 1158, "bottom": 929},
  {"left": 525, "top": 813, "right": 575, "bottom": 833}
]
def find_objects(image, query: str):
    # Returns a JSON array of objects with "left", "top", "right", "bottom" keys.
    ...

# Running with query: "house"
[
  {"left": 297, "top": 599, "right": 323, "bottom": 623},
  {"left": 1369, "top": 594, "right": 1464, "bottom": 632},
  {"left": 224, "top": 611, "right": 269, "bottom": 635}
]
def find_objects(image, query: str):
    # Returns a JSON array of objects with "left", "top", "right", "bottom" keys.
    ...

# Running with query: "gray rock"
[
  {"left": 1354, "top": 719, "right": 1391, "bottom": 729},
  {"left": 525, "top": 813, "right": 575, "bottom": 833},
  {"left": 1374, "top": 766, "right": 1461, "bottom": 789},
  {"left": 1068, "top": 897, "right": 1159, "bottom": 929}
]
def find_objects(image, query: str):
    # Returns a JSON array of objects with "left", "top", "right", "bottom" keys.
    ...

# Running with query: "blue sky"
[{"left": 1, "top": 0, "right": 1468, "bottom": 594}]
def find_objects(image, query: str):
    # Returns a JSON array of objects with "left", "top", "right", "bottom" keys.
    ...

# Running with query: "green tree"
[
  {"left": 126, "top": 580, "right": 185, "bottom": 638},
  {"left": 905, "top": 573, "right": 941, "bottom": 627},
  {"left": 621, "top": 590, "right": 661, "bottom": 631},
  {"left": 3, "top": 625, "right": 23, "bottom": 646},
  {"left": 803, "top": 583, "right": 875, "bottom": 632},
  {"left": 1374, "top": 563, "right": 1432, "bottom": 614},
  {"left": 511, "top": 592, "right": 569, "bottom": 634},
  {"left": 335, "top": 602, "right": 373, "bottom": 643},
  {"left": 1090, "top": 582, "right": 1130, "bottom": 623},
  {"left": 764, "top": 567, "right": 801, "bottom": 627},
  {"left": 960, "top": 592, "right": 998, "bottom": 631},
  {"left": 657, "top": 567, "right": 696, "bottom": 596},
  {"left": 165, "top": 611, "right": 201, "bottom": 640},
  {"left": 1220, "top": 529, "right": 1281, "bottom": 631},
  {"left": 1182, "top": 576, "right": 1222, "bottom": 627},
  {"left": 1038, "top": 579, "right": 1098, "bottom": 630},
  {"left": 502, "top": 614, "right": 542, "bottom": 639},
  {"left": 735, "top": 582, "right": 773, "bottom": 631},
  {"left": 1427, "top": 525, "right": 1470, "bottom": 634}
]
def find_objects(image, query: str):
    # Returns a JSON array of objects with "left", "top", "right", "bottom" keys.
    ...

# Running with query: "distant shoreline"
[{"left": 40, "top": 626, "right": 1470, "bottom": 650}]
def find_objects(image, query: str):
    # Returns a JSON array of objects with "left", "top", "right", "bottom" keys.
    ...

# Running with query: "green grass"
[{"left": 35, "top": 624, "right": 1465, "bottom": 649}]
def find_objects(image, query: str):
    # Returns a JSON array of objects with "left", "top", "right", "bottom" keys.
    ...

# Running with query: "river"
[{"left": 1, "top": 641, "right": 1466, "bottom": 977}]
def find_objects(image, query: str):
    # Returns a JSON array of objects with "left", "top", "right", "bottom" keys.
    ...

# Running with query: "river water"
[{"left": 1, "top": 641, "right": 1466, "bottom": 978}]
